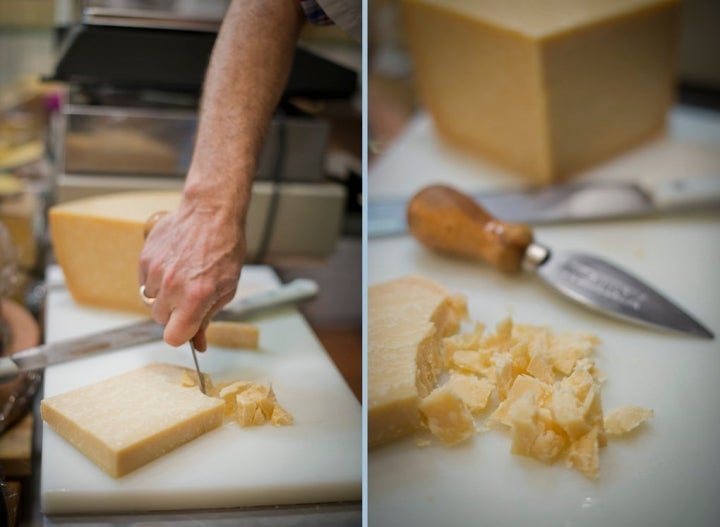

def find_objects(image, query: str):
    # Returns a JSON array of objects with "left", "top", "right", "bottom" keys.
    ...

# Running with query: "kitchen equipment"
[
  {"left": 60, "top": 105, "right": 330, "bottom": 182},
  {"left": 369, "top": 177, "right": 720, "bottom": 237},
  {"left": 51, "top": 0, "right": 357, "bottom": 99},
  {"left": 40, "top": 265, "right": 360, "bottom": 515},
  {"left": 0, "top": 278, "right": 318, "bottom": 383},
  {"left": 407, "top": 185, "right": 713, "bottom": 338}
]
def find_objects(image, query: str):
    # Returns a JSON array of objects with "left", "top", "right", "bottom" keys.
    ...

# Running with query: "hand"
[{"left": 138, "top": 200, "right": 245, "bottom": 351}]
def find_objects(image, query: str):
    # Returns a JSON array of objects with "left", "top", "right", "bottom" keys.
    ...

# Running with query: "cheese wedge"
[
  {"left": 368, "top": 275, "right": 466, "bottom": 447},
  {"left": 403, "top": 0, "right": 680, "bottom": 183},
  {"left": 40, "top": 363, "right": 224, "bottom": 477},
  {"left": 49, "top": 191, "right": 181, "bottom": 313}
]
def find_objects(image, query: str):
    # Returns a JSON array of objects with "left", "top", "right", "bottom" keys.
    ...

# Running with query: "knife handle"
[{"left": 407, "top": 185, "right": 533, "bottom": 274}]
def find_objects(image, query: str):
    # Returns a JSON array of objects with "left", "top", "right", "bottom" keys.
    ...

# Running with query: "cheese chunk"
[
  {"left": 49, "top": 191, "right": 181, "bottom": 313},
  {"left": 40, "top": 364, "right": 224, "bottom": 477},
  {"left": 419, "top": 383, "right": 476, "bottom": 445},
  {"left": 604, "top": 406, "right": 654, "bottom": 435},
  {"left": 445, "top": 372, "right": 494, "bottom": 414},
  {"left": 565, "top": 428, "right": 601, "bottom": 480},
  {"left": 205, "top": 321, "right": 259, "bottom": 349},
  {"left": 368, "top": 275, "right": 466, "bottom": 447},
  {"left": 403, "top": 0, "right": 680, "bottom": 183}
]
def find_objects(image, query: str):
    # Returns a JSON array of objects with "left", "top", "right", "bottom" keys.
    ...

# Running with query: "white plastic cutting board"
[
  {"left": 40, "top": 266, "right": 361, "bottom": 515},
  {"left": 368, "top": 107, "right": 720, "bottom": 527}
]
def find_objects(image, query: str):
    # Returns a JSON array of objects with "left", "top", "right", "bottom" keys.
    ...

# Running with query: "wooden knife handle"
[
  {"left": 143, "top": 210, "right": 170, "bottom": 240},
  {"left": 407, "top": 185, "right": 534, "bottom": 274}
]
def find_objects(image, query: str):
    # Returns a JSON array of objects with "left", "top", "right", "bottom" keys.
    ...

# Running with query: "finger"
[
  {"left": 151, "top": 292, "right": 173, "bottom": 326},
  {"left": 192, "top": 289, "right": 236, "bottom": 351},
  {"left": 139, "top": 255, "right": 162, "bottom": 304},
  {"left": 163, "top": 302, "right": 209, "bottom": 348},
  {"left": 138, "top": 213, "right": 173, "bottom": 295},
  {"left": 192, "top": 319, "right": 209, "bottom": 352}
]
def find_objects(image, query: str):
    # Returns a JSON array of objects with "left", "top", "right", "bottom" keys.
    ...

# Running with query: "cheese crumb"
[{"left": 604, "top": 406, "right": 654, "bottom": 435}]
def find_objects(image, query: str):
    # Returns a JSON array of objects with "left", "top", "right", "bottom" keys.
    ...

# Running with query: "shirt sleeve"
[{"left": 298, "top": 0, "right": 334, "bottom": 26}]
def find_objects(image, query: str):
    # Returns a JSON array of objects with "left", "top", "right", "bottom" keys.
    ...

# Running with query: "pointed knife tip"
[{"left": 694, "top": 326, "right": 715, "bottom": 340}]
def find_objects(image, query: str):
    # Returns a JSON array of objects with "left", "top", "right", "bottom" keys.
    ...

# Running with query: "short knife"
[
  {"left": 0, "top": 278, "right": 319, "bottom": 382},
  {"left": 407, "top": 185, "right": 714, "bottom": 339}
]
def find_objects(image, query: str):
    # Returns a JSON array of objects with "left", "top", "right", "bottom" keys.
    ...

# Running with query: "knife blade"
[
  {"left": 0, "top": 278, "right": 319, "bottom": 382},
  {"left": 407, "top": 185, "right": 714, "bottom": 339},
  {"left": 188, "top": 339, "right": 206, "bottom": 395},
  {"left": 370, "top": 177, "right": 720, "bottom": 237}
]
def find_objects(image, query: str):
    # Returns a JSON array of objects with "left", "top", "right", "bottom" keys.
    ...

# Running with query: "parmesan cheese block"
[
  {"left": 403, "top": 0, "right": 680, "bottom": 183},
  {"left": 49, "top": 191, "right": 180, "bottom": 314},
  {"left": 205, "top": 321, "right": 260, "bottom": 349},
  {"left": 368, "top": 276, "right": 467, "bottom": 447},
  {"left": 40, "top": 363, "right": 224, "bottom": 478},
  {"left": 49, "top": 191, "right": 182, "bottom": 313}
]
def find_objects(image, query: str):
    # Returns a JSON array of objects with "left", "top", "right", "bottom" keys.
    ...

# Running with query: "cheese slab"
[
  {"left": 402, "top": 0, "right": 680, "bottom": 183},
  {"left": 40, "top": 363, "right": 225, "bottom": 477},
  {"left": 49, "top": 191, "right": 182, "bottom": 313},
  {"left": 368, "top": 275, "right": 466, "bottom": 447}
]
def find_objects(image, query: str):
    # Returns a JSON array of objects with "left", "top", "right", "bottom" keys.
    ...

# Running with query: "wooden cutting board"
[
  {"left": 368, "top": 106, "right": 720, "bottom": 526},
  {"left": 40, "top": 266, "right": 361, "bottom": 515}
]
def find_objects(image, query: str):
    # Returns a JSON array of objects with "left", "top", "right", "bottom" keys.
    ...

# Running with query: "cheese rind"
[
  {"left": 368, "top": 276, "right": 466, "bottom": 447},
  {"left": 40, "top": 363, "right": 224, "bottom": 477},
  {"left": 403, "top": 0, "right": 680, "bottom": 183},
  {"left": 49, "top": 191, "right": 182, "bottom": 313}
]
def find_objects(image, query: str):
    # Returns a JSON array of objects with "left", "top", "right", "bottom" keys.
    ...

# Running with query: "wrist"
[{"left": 180, "top": 173, "right": 251, "bottom": 226}]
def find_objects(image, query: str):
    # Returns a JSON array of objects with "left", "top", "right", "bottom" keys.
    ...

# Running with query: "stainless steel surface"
[
  {"left": 61, "top": 105, "right": 329, "bottom": 182},
  {"left": 368, "top": 179, "right": 720, "bottom": 237},
  {"left": 83, "top": 0, "right": 229, "bottom": 30},
  {"left": 535, "top": 249, "right": 714, "bottom": 339},
  {"left": 84, "top": 0, "right": 230, "bottom": 20},
  {"left": 188, "top": 339, "right": 206, "bottom": 395},
  {"left": 0, "top": 279, "right": 319, "bottom": 382}
]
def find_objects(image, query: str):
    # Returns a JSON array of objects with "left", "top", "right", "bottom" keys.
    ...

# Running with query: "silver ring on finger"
[{"left": 139, "top": 284, "right": 156, "bottom": 306}]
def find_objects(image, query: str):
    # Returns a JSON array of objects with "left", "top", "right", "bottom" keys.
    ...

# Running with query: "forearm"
[{"left": 183, "top": 0, "right": 305, "bottom": 220}]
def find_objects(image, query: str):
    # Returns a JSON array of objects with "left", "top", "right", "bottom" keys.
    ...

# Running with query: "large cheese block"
[
  {"left": 368, "top": 275, "right": 466, "bottom": 447},
  {"left": 49, "top": 191, "right": 181, "bottom": 313},
  {"left": 40, "top": 363, "right": 225, "bottom": 477},
  {"left": 402, "top": 0, "right": 680, "bottom": 183}
]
